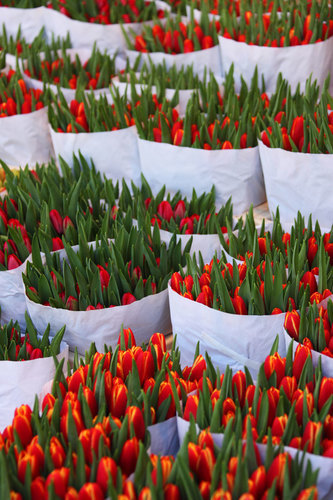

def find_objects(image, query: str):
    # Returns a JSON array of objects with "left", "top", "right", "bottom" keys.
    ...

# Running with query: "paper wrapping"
[
  {"left": 138, "top": 138, "right": 266, "bottom": 214},
  {"left": 169, "top": 283, "right": 287, "bottom": 379}
]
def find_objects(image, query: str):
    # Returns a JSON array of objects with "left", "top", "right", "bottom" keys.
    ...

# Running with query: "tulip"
[
  {"left": 31, "top": 476, "right": 46, "bottom": 499},
  {"left": 157, "top": 381, "right": 176, "bottom": 420},
  {"left": 271, "top": 414, "right": 288, "bottom": 437},
  {"left": 45, "top": 468, "right": 70, "bottom": 498},
  {"left": 7, "top": 254, "right": 22, "bottom": 270},
  {"left": 78, "top": 483, "right": 104, "bottom": 500},
  {"left": 96, "top": 456, "right": 117, "bottom": 493},
  {"left": 266, "top": 453, "right": 291, "bottom": 494},
  {"left": 164, "top": 484, "right": 181, "bottom": 500},
  {"left": 279, "top": 376, "right": 297, "bottom": 401},
  {"left": 17, "top": 451, "right": 40, "bottom": 482},
  {"left": 183, "top": 395, "right": 199, "bottom": 421},
  {"left": 68, "top": 366, "right": 86, "bottom": 393},
  {"left": 52, "top": 237, "right": 64, "bottom": 251},
  {"left": 174, "top": 200, "right": 186, "bottom": 219},
  {"left": 232, "top": 370, "right": 246, "bottom": 407},
  {"left": 122, "top": 293, "right": 137, "bottom": 305},
  {"left": 65, "top": 488, "right": 79, "bottom": 500},
  {"left": 264, "top": 352, "right": 286, "bottom": 385},
  {"left": 294, "top": 390, "right": 314, "bottom": 426},
  {"left": 135, "top": 349, "right": 154, "bottom": 385},
  {"left": 290, "top": 116, "right": 304, "bottom": 150},
  {"left": 49, "top": 209, "right": 63, "bottom": 234},
  {"left": 300, "top": 271, "right": 317, "bottom": 295},
  {"left": 188, "top": 442, "right": 201, "bottom": 473},
  {"left": 49, "top": 436, "right": 66, "bottom": 469},
  {"left": 65, "top": 296, "right": 79, "bottom": 311},
  {"left": 296, "top": 487, "right": 318, "bottom": 500},
  {"left": 197, "top": 447, "right": 216, "bottom": 482},
  {"left": 157, "top": 201, "right": 173, "bottom": 222},
  {"left": 284, "top": 310, "right": 300, "bottom": 340},
  {"left": 189, "top": 355, "right": 207, "bottom": 381},
  {"left": 293, "top": 344, "right": 312, "bottom": 381},
  {"left": 119, "top": 437, "right": 140, "bottom": 476},
  {"left": 12, "top": 414, "right": 33, "bottom": 447},
  {"left": 301, "top": 421, "right": 322, "bottom": 454},
  {"left": 110, "top": 382, "right": 128, "bottom": 418},
  {"left": 117, "top": 328, "right": 136, "bottom": 349},
  {"left": 318, "top": 377, "right": 333, "bottom": 413},
  {"left": 60, "top": 405, "right": 85, "bottom": 441},
  {"left": 82, "top": 386, "right": 98, "bottom": 417},
  {"left": 126, "top": 406, "right": 145, "bottom": 441}
]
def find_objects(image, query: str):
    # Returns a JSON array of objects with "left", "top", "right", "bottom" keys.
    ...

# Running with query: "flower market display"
[{"left": 0, "top": 0, "right": 333, "bottom": 497}]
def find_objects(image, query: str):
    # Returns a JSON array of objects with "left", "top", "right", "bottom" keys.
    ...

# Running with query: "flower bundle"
[
  {"left": 118, "top": 175, "right": 233, "bottom": 235},
  {"left": 261, "top": 85, "right": 333, "bottom": 154},
  {"left": 2, "top": 156, "right": 121, "bottom": 252},
  {"left": 123, "top": 11, "right": 220, "bottom": 54},
  {"left": 0, "top": 329, "right": 210, "bottom": 498},
  {"left": 116, "top": 56, "right": 203, "bottom": 92},
  {"left": 220, "top": 0, "right": 333, "bottom": 47},
  {"left": 182, "top": 342, "right": 333, "bottom": 461},
  {"left": 48, "top": 88, "right": 135, "bottom": 133},
  {"left": 0, "top": 70, "right": 46, "bottom": 116},
  {"left": 176, "top": 424, "right": 318, "bottom": 499},
  {"left": 0, "top": 313, "right": 65, "bottom": 361},
  {"left": 170, "top": 246, "right": 332, "bottom": 315},
  {"left": 23, "top": 224, "right": 190, "bottom": 310},
  {"left": 284, "top": 300, "right": 333, "bottom": 359},
  {"left": 47, "top": 0, "right": 166, "bottom": 24},
  {"left": 0, "top": 25, "right": 71, "bottom": 61},
  {"left": 222, "top": 208, "right": 333, "bottom": 275},
  {"left": 23, "top": 44, "right": 118, "bottom": 91},
  {"left": 135, "top": 90, "right": 259, "bottom": 149}
]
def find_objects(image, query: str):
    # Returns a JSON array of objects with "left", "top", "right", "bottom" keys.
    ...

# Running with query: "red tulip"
[
  {"left": 318, "top": 377, "right": 333, "bottom": 413},
  {"left": 293, "top": 344, "right": 312, "bottom": 381},
  {"left": 45, "top": 468, "right": 70, "bottom": 498},
  {"left": 125, "top": 406, "right": 145, "bottom": 441},
  {"left": 264, "top": 352, "right": 286, "bottom": 385},
  {"left": 78, "top": 483, "right": 104, "bottom": 500},
  {"left": 49, "top": 209, "right": 63, "bottom": 234},
  {"left": 122, "top": 293, "right": 137, "bottom": 305},
  {"left": 301, "top": 421, "right": 322, "bottom": 454},
  {"left": 197, "top": 447, "right": 216, "bottom": 482},
  {"left": 284, "top": 310, "right": 300, "bottom": 340},
  {"left": 232, "top": 370, "right": 246, "bottom": 407},
  {"left": 96, "top": 456, "right": 117, "bottom": 493},
  {"left": 119, "top": 437, "right": 140, "bottom": 476},
  {"left": 266, "top": 453, "right": 291, "bottom": 493}
]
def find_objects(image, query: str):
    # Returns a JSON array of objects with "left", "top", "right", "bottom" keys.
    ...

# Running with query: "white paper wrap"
[
  {"left": 50, "top": 124, "right": 141, "bottom": 186},
  {"left": 0, "top": 258, "right": 29, "bottom": 331},
  {"left": 43, "top": 2, "right": 170, "bottom": 52},
  {"left": 169, "top": 283, "right": 287, "bottom": 378},
  {"left": 159, "top": 229, "right": 222, "bottom": 264},
  {"left": 259, "top": 140, "right": 333, "bottom": 227},
  {"left": 24, "top": 244, "right": 171, "bottom": 354},
  {"left": 125, "top": 44, "right": 222, "bottom": 78},
  {"left": 0, "top": 340, "right": 68, "bottom": 431},
  {"left": 21, "top": 48, "right": 126, "bottom": 103},
  {"left": 218, "top": 35, "right": 333, "bottom": 94},
  {"left": 147, "top": 417, "right": 179, "bottom": 456},
  {"left": 0, "top": 107, "right": 54, "bottom": 167},
  {"left": 138, "top": 139, "right": 266, "bottom": 214},
  {"left": 0, "top": 7, "right": 45, "bottom": 41}
]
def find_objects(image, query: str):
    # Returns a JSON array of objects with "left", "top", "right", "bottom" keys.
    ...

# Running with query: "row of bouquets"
[
  {"left": 2, "top": 156, "right": 333, "bottom": 382},
  {"left": 0, "top": 325, "right": 332, "bottom": 498},
  {"left": 1, "top": 0, "right": 333, "bottom": 93},
  {"left": 1, "top": 57, "right": 333, "bottom": 222}
]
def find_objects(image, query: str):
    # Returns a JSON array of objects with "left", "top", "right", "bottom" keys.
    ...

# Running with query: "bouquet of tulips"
[
  {"left": 134, "top": 88, "right": 265, "bottom": 213},
  {"left": 123, "top": 10, "right": 222, "bottom": 77},
  {"left": 258, "top": 76, "right": 333, "bottom": 226},
  {"left": 284, "top": 298, "right": 333, "bottom": 374},
  {"left": 169, "top": 246, "right": 333, "bottom": 375},
  {"left": 48, "top": 87, "right": 143, "bottom": 184},
  {"left": 47, "top": 0, "right": 166, "bottom": 24},
  {"left": 22, "top": 43, "right": 120, "bottom": 93},
  {"left": 221, "top": 208, "right": 333, "bottom": 276},
  {"left": 23, "top": 225, "right": 191, "bottom": 353},
  {"left": 0, "top": 312, "right": 68, "bottom": 430},
  {"left": 218, "top": 0, "right": 333, "bottom": 92},
  {"left": 0, "top": 69, "right": 53, "bottom": 165}
]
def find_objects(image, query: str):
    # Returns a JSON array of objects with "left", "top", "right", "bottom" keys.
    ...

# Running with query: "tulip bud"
[
  {"left": 300, "top": 271, "right": 317, "bottom": 295},
  {"left": 183, "top": 395, "right": 199, "bottom": 421},
  {"left": 65, "top": 296, "right": 79, "bottom": 311},
  {"left": 125, "top": 406, "right": 145, "bottom": 440},
  {"left": 49, "top": 437, "right": 66, "bottom": 469},
  {"left": 117, "top": 328, "right": 136, "bottom": 349},
  {"left": 78, "top": 483, "right": 104, "bottom": 500},
  {"left": 264, "top": 352, "right": 286, "bottom": 385},
  {"left": 49, "top": 209, "right": 63, "bottom": 234},
  {"left": 119, "top": 437, "right": 140, "bottom": 476},
  {"left": 122, "top": 293, "right": 136, "bottom": 305},
  {"left": 45, "top": 468, "right": 70, "bottom": 498},
  {"left": 189, "top": 355, "right": 206, "bottom": 382},
  {"left": 52, "top": 237, "right": 64, "bottom": 251},
  {"left": 301, "top": 421, "right": 322, "bottom": 454},
  {"left": 7, "top": 254, "right": 22, "bottom": 270},
  {"left": 135, "top": 349, "right": 155, "bottom": 385},
  {"left": 12, "top": 414, "right": 33, "bottom": 447},
  {"left": 296, "top": 487, "right": 318, "bottom": 500},
  {"left": 284, "top": 310, "right": 300, "bottom": 340},
  {"left": 157, "top": 381, "right": 176, "bottom": 420},
  {"left": 318, "top": 377, "right": 333, "bottom": 413},
  {"left": 171, "top": 272, "right": 183, "bottom": 293},
  {"left": 266, "top": 453, "right": 291, "bottom": 494},
  {"left": 164, "top": 483, "right": 181, "bottom": 500},
  {"left": 197, "top": 447, "right": 216, "bottom": 482},
  {"left": 96, "top": 456, "right": 117, "bottom": 493},
  {"left": 293, "top": 344, "right": 312, "bottom": 381},
  {"left": 110, "top": 382, "right": 128, "bottom": 418},
  {"left": 232, "top": 370, "right": 246, "bottom": 407}
]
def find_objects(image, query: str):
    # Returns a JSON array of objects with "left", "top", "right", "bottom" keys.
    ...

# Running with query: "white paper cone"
[
  {"left": 148, "top": 417, "right": 179, "bottom": 455},
  {"left": 159, "top": 229, "right": 222, "bottom": 263},
  {"left": 50, "top": 125, "right": 141, "bottom": 185},
  {"left": 259, "top": 140, "right": 333, "bottom": 227},
  {"left": 0, "top": 258, "right": 29, "bottom": 331},
  {"left": 0, "top": 341, "right": 68, "bottom": 431},
  {"left": 0, "top": 107, "right": 54, "bottom": 166},
  {"left": 126, "top": 44, "right": 222, "bottom": 78},
  {"left": 0, "top": 7, "right": 46, "bottom": 41},
  {"left": 219, "top": 35, "right": 333, "bottom": 94},
  {"left": 169, "top": 283, "right": 287, "bottom": 378},
  {"left": 22, "top": 48, "right": 126, "bottom": 102},
  {"left": 138, "top": 138, "right": 265, "bottom": 214},
  {"left": 43, "top": 2, "right": 170, "bottom": 52}
]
